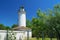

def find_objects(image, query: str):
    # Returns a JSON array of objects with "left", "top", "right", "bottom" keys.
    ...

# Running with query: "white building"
[{"left": 0, "top": 6, "right": 32, "bottom": 40}]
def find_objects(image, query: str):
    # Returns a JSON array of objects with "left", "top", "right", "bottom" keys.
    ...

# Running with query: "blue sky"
[{"left": 0, "top": 0, "right": 60, "bottom": 27}]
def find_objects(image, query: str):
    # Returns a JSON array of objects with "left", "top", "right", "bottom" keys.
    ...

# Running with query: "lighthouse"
[
  {"left": 0, "top": 6, "right": 32, "bottom": 40},
  {"left": 18, "top": 6, "right": 26, "bottom": 27}
]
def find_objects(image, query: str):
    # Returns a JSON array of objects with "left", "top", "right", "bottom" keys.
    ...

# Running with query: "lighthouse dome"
[{"left": 18, "top": 6, "right": 25, "bottom": 13}]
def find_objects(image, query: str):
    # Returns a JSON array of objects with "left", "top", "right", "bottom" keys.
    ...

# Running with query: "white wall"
[
  {"left": 0, "top": 30, "right": 7, "bottom": 40},
  {"left": 0, "top": 30, "right": 32, "bottom": 40}
]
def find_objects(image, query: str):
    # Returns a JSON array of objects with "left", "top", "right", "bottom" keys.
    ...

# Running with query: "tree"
[
  {"left": 46, "top": 5, "right": 60, "bottom": 40},
  {"left": 26, "top": 20, "right": 32, "bottom": 28},
  {"left": 0, "top": 24, "right": 5, "bottom": 30},
  {"left": 0, "top": 24, "right": 10, "bottom": 30},
  {"left": 31, "top": 9, "right": 48, "bottom": 40},
  {"left": 11, "top": 24, "right": 18, "bottom": 28}
]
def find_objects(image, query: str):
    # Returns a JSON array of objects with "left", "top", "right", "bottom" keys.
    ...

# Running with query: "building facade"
[{"left": 0, "top": 6, "right": 32, "bottom": 40}]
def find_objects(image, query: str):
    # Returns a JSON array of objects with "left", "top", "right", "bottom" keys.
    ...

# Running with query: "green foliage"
[
  {"left": 26, "top": 20, "right": 32, "bottom": 28},
  {"left": 26, "top": 4, "right": 60, "bottom": 39},
  {"left": 0, "top": 24, "right": 10, "bottom": 30},
  {"left": 31, "top": 38, "right": 57, "bottom": 40},
  {"left": 8, "top": 30, "right": 17, "bottom": 40},
  {"left": 11, "top": 24, "right": 18, "bottom": 28}
]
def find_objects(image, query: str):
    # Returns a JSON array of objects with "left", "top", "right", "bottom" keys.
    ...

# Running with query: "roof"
[{"left": 13, "top": 26, "right": 31, "bottom": 31}]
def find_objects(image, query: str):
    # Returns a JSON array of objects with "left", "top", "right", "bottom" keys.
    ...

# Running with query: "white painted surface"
[
  {"left": 0, "top": 30, "right": 32, "bottom": 40},
  {"left": 0, "top": 33, "right": 6, "bottom": 40},
  {"left": 18, "top": 8, "right": 26, "bottom": 27},
  {"left": 29, "top": 32, "right": 32, "bottom": 38},
  {"left": 0, "top": 30, "right": 7, "bottom": 40}
]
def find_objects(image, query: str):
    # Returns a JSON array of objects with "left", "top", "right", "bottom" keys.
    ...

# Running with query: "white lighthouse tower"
[
  {"left": 18, "top": 6, "right": 26, "bottom": 27},
  {"left": 0, "top": 6, "right": 32, "bottom": 40}
]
